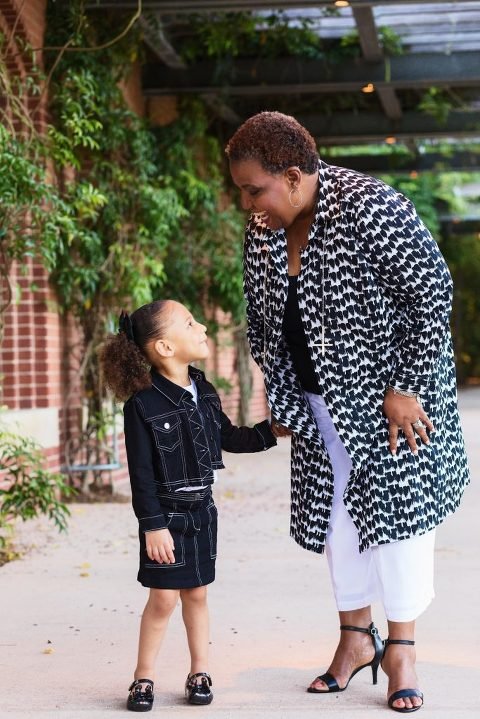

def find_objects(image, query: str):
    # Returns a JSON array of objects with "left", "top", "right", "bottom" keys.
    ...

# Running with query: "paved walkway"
[{"left": 1, "top": 390, "right": 479, "bottom": 718}]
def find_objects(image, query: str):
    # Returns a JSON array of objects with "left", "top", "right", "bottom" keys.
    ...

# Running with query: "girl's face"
[
  {"left": 158, "top": 301, "right": 209, "bottom": 364},
  {"left": 229, "top": 159, "right": 299, "bottom": 231}
]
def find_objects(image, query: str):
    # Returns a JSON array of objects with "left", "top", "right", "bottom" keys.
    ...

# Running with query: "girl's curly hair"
[
  {"left": 98, "top": 300, "right": 171, "bottom": 402},
  {"left": 225, "top": 111, "right": 319, "bottom": 175}
]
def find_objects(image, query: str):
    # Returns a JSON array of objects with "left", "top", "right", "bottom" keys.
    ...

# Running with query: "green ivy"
[
  {"left": 42, "top": 2, "right": 250, "bottom": 486},
  {"left": 417, "top": 87, "right": 454, "bottom": 125},
  {"left": 179, "top": 11, "right": 324, "bottom": 63},
  {"left": 152, "top": 99, "right": 245, "bottom": 326}
]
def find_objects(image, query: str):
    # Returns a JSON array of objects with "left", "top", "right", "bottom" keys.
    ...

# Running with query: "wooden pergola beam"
[
  {"left": 352, "top": 5, "right": 403, "bottom": 120},
  {"left": 142, "top": 51, "right": 480, "bottom": 95},
  {"left": 86, "top": 1, "right": 480, "bottom": 11},
  {"left": 296, "top": 111, "right": 480, "bottom": 144},
  {"left": 323, "top": 151, "right": 480, "bottom": 173},
  {"left": 352, "top": 6, "right": 382, "bottom": 61}
]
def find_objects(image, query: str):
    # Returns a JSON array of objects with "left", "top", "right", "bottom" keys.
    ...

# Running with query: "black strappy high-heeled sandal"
[
  {"left": 185, "top": 672, "right": 213, "bottom": 705},
  {"left": 307, "top": 621, "right": 384, "bottom": 694},
  {"left": 382, "top": 639, "right": 424, "bottom": 713},
  {"left": 126, "top": 678, "right": 154, "bottom": 712}
]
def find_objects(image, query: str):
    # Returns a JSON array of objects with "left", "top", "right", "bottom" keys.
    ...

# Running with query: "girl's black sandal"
[
  {"left": 185, "top": 672, "right": 213, "bottom": 705},
  {"left": 307, "top": 621, "right": 384, "bottom": 693},
  {"left": 127, "top": 678, "right": 154, "bottom": 712},
  {"left": 383, "top": 639, "right": 424, "bottom": 713}
]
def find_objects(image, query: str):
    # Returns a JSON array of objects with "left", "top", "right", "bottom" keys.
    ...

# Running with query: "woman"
[{"left": 226, "top": 112, "right": 470, "bottom": 713}]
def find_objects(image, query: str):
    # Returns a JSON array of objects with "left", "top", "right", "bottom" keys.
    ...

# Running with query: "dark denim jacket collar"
[{"left": 150, "top": 366, "right": 207, "bottom": 406}]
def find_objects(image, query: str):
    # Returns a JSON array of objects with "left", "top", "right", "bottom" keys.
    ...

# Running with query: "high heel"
[
  {"left": 307, "top": 621, "right": 384, "bottom": 693},
  {"left": 382, "top": 639, "right": 424, "bottom": 713}
]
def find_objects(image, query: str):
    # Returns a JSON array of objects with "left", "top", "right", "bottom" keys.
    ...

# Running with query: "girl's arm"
[
  {"left": 220, "top": 413, "right": 277, "bottom": 454},
  {"left": 124, "top": 397, "right": 168, "bottom": 532}
]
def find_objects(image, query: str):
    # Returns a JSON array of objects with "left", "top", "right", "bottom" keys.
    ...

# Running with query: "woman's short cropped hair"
[{"left": 225, "top": 111, "right": 318, "bottom": 175}]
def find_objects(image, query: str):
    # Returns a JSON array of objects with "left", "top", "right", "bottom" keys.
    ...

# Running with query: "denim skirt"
[{"left": 138, "top": 488, "right": 217, "bottom": 590}]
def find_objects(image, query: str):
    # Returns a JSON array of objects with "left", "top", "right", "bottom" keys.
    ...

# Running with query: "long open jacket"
[{"left": 243, "top": 161, "right": 470, "bottom": 554}]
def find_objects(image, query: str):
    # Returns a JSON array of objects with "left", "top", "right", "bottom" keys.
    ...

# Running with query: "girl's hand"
[
  {"left": 145, "top": 528, "right": 175, "bottom": 564},
  {"left": 383, "top": 390, "right": 435, "bottom": 456},
  {"left": 271, "top": 419, "right": 292, "bottom": 438}
]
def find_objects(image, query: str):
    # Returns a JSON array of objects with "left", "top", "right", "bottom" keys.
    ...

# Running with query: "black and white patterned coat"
[{"left": 243, "top": 161, "right": 470, "bottom": 554}]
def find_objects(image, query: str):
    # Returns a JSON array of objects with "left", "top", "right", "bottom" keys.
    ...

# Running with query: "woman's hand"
[
  {"left": 271, "top": 419, "right": 293, "bottom": 438},
  {"left": 145, "top": 528, "right": 175, "bottom": 564},
  {"left": 383, "top": 389, "right": 435, "bottom": 456}
]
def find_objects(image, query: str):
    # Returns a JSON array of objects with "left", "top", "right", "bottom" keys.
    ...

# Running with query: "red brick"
[{"left": 35, "top": 397, "right": 50, "bottom": 408}]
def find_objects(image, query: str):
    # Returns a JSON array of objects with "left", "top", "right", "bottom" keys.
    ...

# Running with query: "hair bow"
[{"left": 118, "top": 310, "right": 135, "bottom": 343}]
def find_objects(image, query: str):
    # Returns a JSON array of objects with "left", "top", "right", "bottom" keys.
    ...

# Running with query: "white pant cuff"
[
  {"left": 385, "top": 592, "right": 435, "bottom": 623},
  {"left": 335, "top": 594, "right": 379, "bottom": 612}
]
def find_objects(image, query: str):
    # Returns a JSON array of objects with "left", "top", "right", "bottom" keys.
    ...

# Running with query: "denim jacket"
[{"left": 123, "top": 366, "right": 276, "bottom": 533}]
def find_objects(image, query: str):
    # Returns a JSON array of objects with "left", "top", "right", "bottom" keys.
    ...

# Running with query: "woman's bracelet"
[{"left": 388, "top": 386, "right": 421, "bottom": 402}]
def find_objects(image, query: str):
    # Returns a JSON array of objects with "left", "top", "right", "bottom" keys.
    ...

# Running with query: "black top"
[{"left": 282, "top": 275, "right": 321, "bottom": 394}]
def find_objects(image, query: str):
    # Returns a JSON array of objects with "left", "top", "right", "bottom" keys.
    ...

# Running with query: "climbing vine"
[{"left": 42, "top": 2, "right": 251, "bottom": 486}]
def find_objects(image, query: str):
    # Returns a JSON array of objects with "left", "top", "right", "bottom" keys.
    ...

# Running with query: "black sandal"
[
  {"left": 383, "top": 639, "right": 424, "bottom": 713},
  {"left": 185, "top": 672, "right": 213, "bottom": 705},
  {"left": 126, "top": 678, "right": 154, "bottom": 712},
  {"left": 307, "top": 621, "right": 384, "bottom": 693}
]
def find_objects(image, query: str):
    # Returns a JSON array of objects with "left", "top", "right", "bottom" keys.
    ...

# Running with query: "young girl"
[{"left": 99, "top": 299, "right": 276, "bottom": 712}]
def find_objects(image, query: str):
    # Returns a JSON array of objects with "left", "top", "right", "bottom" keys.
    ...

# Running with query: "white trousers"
[{"left": 306, "top": 392, "right": 435, "bottom": 623}]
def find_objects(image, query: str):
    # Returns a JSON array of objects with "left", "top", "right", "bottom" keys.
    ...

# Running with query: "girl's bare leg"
[
  {"left": 134, "top": 588, "right": 179, "bottom": 681},
  {"left": 181, "top": 586, "right": 209, "bottom": 679}
]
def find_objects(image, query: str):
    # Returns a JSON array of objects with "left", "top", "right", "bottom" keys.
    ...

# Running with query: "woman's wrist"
[{"left": 387, "top": 386, "right": 421, "bottom": 402}]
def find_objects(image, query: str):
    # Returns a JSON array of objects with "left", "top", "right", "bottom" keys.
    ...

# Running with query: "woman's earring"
[{"left": 288, "top": 185, "right": 303, "bottom": 208}]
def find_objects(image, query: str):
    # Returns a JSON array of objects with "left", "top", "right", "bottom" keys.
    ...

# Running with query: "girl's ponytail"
[
  {"left": 99, "top": 301, "right": 170, "bottom": 402},
  {"left": 99, "top": 311, "right": 151, "bottom": 402}
]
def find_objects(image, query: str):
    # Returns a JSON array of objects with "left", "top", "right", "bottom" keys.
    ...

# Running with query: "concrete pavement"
[{"left": 1, "top": 389, "right": 479, "bottom": 718}]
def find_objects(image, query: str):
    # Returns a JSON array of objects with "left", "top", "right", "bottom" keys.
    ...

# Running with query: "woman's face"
[{"left": 229, "top": 159, "right": 298, "bottom": 231}]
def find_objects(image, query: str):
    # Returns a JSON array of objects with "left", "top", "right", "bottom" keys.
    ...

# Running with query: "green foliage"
[
  {"left": 153, "top": 99, "right": 245, "bottom": 326},
  {"left": 442, "top": 232, "right": 480, "bottom": 382},
  {"left": 418, "top": 87, "right": 454, "bottom": 124},
  {"left": 45, "top": 57, "right": 186, "bottom": 318},
  {"left": 0, "top": 126, "right": 54, "bottom": 264},
  {"left": 0, "top": 427, "right": 75, "bottom": 557},
  {"left": 378, "top": 26, "right": 404, "bottom": 57},
  {"left": 42, "top": 2, "right": 247, "bottom": 479},
  {"left": 179, "top": 9, "right": 404, "bottom": 68},
  {"left": 42, "top": 5, "right": 246, "bottom": 332},
  {"left": 180, "top": 11, "right": 324, "bottom": 63}
]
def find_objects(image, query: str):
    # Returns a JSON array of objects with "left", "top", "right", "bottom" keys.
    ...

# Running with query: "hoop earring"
[{"left": 289, "top": 186, "right": 303, "bottom": 208}]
